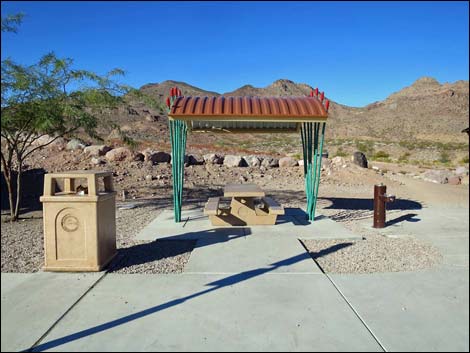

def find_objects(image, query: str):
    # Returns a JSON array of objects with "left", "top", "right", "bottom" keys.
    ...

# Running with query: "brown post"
[{"left": 373, "top": 184, "right": 395, "bottom": 228}]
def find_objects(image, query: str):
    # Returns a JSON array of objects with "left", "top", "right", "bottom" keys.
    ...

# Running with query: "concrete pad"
[
  {"left": 136, "top": 208, "right": 362, "bottom": 242},
  {"left": 32, "top": 273, "right": 382, "bottom": 352},
  {"left": 135, "top": 209, "right": 213, "bottom": 240},
  {"left": 1, "top": 272, "right": 103, "bottom": 352},
  {"left": 425, "top": 236, "right": 469, "bottom": 256},
  {"left": 249, "top": 214, "right": 362, "bottom": 240},
  {"left": 361, "top": 207, "right": 469, "bottom": 268},
  {"left": 185, "top": 231, "right": 321, "bottom": 274},
  {"left": 366, "top": 207, "right": 469, "bottom": 239},
  {"left": 331, "top": 269, "right": 469, "bottom": 352}
]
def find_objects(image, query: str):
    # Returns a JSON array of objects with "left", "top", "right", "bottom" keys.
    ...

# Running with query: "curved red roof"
[{"left": 169, "top": 96, "right": 328, "bottom": 121}]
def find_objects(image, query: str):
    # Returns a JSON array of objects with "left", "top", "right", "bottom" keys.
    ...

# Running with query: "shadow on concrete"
[
  {"left": 319, "top": 197, "right": 422, "bottom": 212},
  {"left": 27, "top": 242, "right": 345, "bottom": 352},
  {"left": 108, "top": 227, "right": 250, "bottom": 272},
  {"left": 306, "top": 242, "right": 353, "bottom": 260},
  {"left": 108, "top": 239, "right": 198, "bottom": 273},
  {"left": 315, "top": 196, "right": 422, "bottom": 223},
  {"left": 133, "top": 186, "right": 423, "bottom": 227},
  {"left": 385, "top": 213, "right": 420, "bottom": 227}
]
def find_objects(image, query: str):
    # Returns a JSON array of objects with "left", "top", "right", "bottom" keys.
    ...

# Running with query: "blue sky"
[{"left": 2, "top": 1, "right": 469, "bottom": 106}]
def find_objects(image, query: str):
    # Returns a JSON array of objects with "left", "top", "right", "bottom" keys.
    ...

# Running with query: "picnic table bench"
[{"left": 204, "top": 183, "right": 284, "bottom": 226}]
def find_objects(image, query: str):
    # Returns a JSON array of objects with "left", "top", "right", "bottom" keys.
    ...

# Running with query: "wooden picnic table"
[{"left": 204, "top": 183, "right": 284, "bottom": 226}]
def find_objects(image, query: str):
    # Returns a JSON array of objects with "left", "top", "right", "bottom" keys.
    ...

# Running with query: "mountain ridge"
[{"left": 123, "top": 77, "right": 468, "bottom": 143}]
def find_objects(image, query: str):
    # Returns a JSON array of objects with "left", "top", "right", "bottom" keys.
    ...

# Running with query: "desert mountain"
[{"left": 118, "top": 77, "right": 468, "bottom": 143}]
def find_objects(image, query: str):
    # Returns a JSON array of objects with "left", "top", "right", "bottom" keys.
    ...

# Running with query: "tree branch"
[{"left": 22, "top": 127, "right": 78, "bottom": 159}]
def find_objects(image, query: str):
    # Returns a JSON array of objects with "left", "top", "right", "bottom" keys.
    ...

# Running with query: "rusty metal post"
[{"left": 373, "top": 184, "right": 395, "bottom": 228}]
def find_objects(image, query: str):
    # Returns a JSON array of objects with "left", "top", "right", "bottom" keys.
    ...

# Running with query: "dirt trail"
[{"left": 386, "top": 174, "right": 469, "bottom": 208}]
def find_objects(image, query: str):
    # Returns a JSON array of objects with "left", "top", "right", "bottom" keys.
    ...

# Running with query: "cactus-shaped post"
[
  {"left": 301, "top": 89, "right": 328, "bottom": 221},
  {"left": 166, "top": 87, "right": 187, "bottom": 222}
]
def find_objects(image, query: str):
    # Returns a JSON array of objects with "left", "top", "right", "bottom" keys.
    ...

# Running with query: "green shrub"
[
  {"left": 398, "top": 152, "right": 411, "bottom": 161},
  {"left": 438, "top": 151, "right": 451, "bottom": 164},
  {"left": 335, "top": 147, "right": 348, "bottom": 157},
  {"left": 374, "top": 150, "right": 390, "bottom": 159},
  {"left": 355, "top": 140, "right": 375, "bottom": 155}
]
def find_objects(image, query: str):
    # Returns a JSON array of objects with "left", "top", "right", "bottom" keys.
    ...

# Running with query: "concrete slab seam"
[
  {"left": 27, "top": 271, "right": 108, "bottom": 352},
  {"left": 298, "top": 240, "right": 387, "bottom": 352},
  {"left": 181, "top": 272, "right": 323, "bottom": 275}
]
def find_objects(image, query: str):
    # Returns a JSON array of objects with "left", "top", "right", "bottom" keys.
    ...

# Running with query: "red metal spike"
[
  {"left": 320, "top": 92, "right": 325, "bottom": 102},
  {"left": 166, "top": 96, "right": 171, "bottom": 108},
  {"left": 325, "top": 99, "right": 330, "bottom": 111},
  {"left": 309, "top": 90, "right": 313, "bottom": 97},
  {"left": 171, "top": 87, "right": 176, "bottom": 96},
  {"left": 314, "top": 88, "right": 319, "bottom": 96}
]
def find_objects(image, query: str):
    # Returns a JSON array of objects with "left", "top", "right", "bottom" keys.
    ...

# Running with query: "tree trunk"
[
  {"left": 3, "top": 169, "right": 16, "bottom": 222},
  {"left": 13, "top": 163, "right": 22, "bottom": 221}
]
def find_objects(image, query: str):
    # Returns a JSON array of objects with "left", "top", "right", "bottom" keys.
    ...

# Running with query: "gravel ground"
[
  {"left": 1, "top": 214, "right": 44, "bottom": 273},
  {"left": 1, "top": 203, "right": 196, "bottom": 274},
  {"left": 302, "top": 237, "right": 442, "bottom": 274},
  {"left": 108, "top": 239, "right": 195, "bottom": 274}
]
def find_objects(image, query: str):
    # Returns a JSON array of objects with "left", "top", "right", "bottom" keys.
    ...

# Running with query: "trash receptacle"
[{"left": 40, "top": 170, "right": 117, "bottom": 271}]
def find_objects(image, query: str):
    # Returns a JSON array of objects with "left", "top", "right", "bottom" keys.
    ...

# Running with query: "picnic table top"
[{"left": 224, "top": 183, "right": 265, "bottom": 198}]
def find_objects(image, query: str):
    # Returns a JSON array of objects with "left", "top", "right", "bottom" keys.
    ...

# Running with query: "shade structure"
[
  {"left": 169, "top": 96, "right": 328, "bottom": 133},
  {"left": 166, "top": 89, "right": 329, "bottom": 223}
]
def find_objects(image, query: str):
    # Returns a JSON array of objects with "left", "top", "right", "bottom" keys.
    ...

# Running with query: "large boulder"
[
  {"left": 455, "top": 166, "right": 469, "bottom": 176},
  {"left": 132, "top": 152, "right": 145, "bottom": 162},
  {"left": 351, "top": 151, "right": 368, "bottom": 168},
  {"left": 422, "top": 169, "right": 454, "bottom": 184},
  {"left": 224, "top": 155, "right": 244, "bottom": 167},
  {"left": 83, "top": 145, "right": 112, "bottom": 157},
  {"left": 461, "top": 175, "right": 469, "bottom": 185},
  {"left": 105, "top": 147, "right": 132, "bottom": 162},
  {"left": 261, "top": 157, "right": 279, "bottom": 168},
  {"left": 279, "top": 157, "right": 298, "bottom": 168},
  {"left": 66, "top": 139, "right": 86, "bottom": 150},
  {"left": 90, "top": 157, "right": 106, "bottom": 165},
  {"left": 185, "top": 155, "right": 202, "bottom": 166},
  {"left": 142, "top": 149, "right": 171, "bottom": 164},
  {"left": 244, "top": 155, "right": 262, "bottom": 167},
  {"left": 448, "top": 176, "right": 461, "bottom": 185},
  {"left": 154, "top": 151, "right": 171, "bottom": 163},
  {"left": 31, "top": 135, "right": 66, "bottom": 149},
  {"left": 203, "top": 153, "right": 224, "bottom": 165},
  {"left": 331, "top": 156, "right": 346, "bottom": 167}
]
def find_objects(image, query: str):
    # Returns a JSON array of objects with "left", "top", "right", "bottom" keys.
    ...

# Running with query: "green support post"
[
  {"left": 169, "top": 119, "right": 187, "bottom": 222},
  {"left": 301, "top": 122, "right": 326, "bottom": 221},
  {"left": 167, "top": 89, "right": 188, "bottom": 223}
]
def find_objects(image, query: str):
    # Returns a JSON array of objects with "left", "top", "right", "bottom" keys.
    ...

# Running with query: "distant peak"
[
  {"left": 239, "top": 84, "right": 255, "bottom": 89},
  {"left": 272, "top": 79, "right": 295, "bottom": 85},
  {"left": 412, "top": 77, "right": 440, "bottom": 86}
]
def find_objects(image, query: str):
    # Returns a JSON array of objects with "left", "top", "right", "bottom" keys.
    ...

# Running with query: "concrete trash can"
[{"left": 40, "top": 170, "right": 117, "bottom": 271}]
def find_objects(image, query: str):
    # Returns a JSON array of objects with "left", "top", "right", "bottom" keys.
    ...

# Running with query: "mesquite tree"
[{"left": 1, "top": 53, "right": 129, "bottom": 221}]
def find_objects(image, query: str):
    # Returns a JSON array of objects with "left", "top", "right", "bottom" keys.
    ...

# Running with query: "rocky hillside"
[
  {"left": 328, "top": 77, "right": 469, "bottom": 142},
  {"left": 121, "top": 77, "right": 468, "bottom": 144}
]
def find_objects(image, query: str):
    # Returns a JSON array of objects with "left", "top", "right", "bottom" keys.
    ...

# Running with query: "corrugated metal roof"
[{"left": 169, "top": 96, "right": 328, "bottom": 122}]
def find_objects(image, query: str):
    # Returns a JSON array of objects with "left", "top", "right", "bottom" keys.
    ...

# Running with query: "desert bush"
[
  {"left": 334, "top": 147, "right": 348, "bottom": 157},
  {"left": 355, "top": 140, "right": 375, "bottom": 155},
  {"left": 438, "top": 151, "right": 451, "bottom": 164},
  {"left": 373, "top": 150, "right": 390, "bottom": 159}
]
